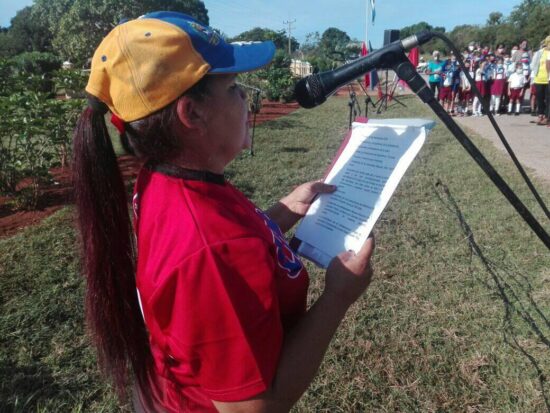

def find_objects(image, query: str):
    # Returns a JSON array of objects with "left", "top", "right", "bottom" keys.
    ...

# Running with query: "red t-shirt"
[{"left": 132, "top": 163, "right": 309, "bottom": 412}]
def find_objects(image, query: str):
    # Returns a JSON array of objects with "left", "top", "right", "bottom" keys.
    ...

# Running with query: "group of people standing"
[{"left": 425, "top": 37, "right": 550, "bottom": 125}]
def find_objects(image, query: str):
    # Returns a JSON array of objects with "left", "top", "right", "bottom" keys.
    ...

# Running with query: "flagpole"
[{"left": 365, "top": 0, "right": 369, "bottom": 49}]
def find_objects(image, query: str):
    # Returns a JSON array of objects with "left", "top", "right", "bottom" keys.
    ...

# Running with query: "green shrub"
[
  {"left": 238, "top": 50, "right": 298, "bottom": 103},
  {"left": 52, "top": 68, "right": 88, "bottom": 99},
  {"left": 44, "top": 97, "right": 85, "bottom": 167},
  {"left": 0, "top": 57, "right": 57, "bottom": 96},
  {"left": 0, "top": 93, "right": 54, "bottom": 208},
  {"left": 0, "top": 90, "right": 84, "bottom": 208},
  {"left": 264, "top": 67, "right": 296, "bottom": 102},
  {"left": 0, "top": 53, "right": 68, "bottom": 97},
  {"left": 9, "top": 51, "right": 61, "bottom": 75}
]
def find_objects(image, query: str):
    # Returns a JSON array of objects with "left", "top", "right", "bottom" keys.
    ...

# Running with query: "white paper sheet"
[{"left": 295, "top": 121, "right": 430, "bottom": 268}]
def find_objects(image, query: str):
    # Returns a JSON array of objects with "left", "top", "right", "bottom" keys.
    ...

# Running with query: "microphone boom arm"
[
  {"left": 392, "top": 55, "right": 550, "bottom": 249},
  {"left": 294, "top": 31, "right": 433, "bottom": 108}
]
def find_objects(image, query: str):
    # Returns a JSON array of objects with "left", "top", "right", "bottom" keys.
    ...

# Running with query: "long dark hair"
[{"left": 72, "top": 77, "right": 210, "bottom": 406}]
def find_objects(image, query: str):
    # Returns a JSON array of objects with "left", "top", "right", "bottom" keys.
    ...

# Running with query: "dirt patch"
[
  {"left": 253, "top": 101, "right": 300, "bottom": 125},
  {"left": 0, "top": 100, "right": 299, "bottom": 239}
]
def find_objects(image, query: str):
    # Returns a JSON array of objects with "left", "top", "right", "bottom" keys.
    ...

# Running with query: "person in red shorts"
[
  {"left": 72, "top": 11, "right": 375, "bottom": 413},
  {"left": 508, "top": 62, "right": 526, "bottom": 115},
  {"left": 489, "top": 56, "right": 507, "bottom": 115},
  {"left": 439, "top": 60, "right": 455, "bottom": 114}
]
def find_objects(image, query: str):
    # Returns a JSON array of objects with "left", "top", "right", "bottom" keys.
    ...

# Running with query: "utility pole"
[{"left": 283, "top": 19, "right": 296, "bottom": 56}]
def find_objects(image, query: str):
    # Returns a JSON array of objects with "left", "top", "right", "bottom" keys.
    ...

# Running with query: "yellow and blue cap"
[{"left": 86, "top": 11, "right": 276, "bottom": 122}]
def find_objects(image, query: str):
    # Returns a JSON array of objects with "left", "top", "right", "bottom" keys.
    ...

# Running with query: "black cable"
[
  {"left": 392, "top": 56, "right": 550, "bottom": 250},
  {"left": 431, "top": 32, "right": 550, "bottom": 222}
]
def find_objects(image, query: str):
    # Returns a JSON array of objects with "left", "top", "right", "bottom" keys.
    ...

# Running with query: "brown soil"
[{"left": 0, "top": 100, "right": 300, "bottom": 239}]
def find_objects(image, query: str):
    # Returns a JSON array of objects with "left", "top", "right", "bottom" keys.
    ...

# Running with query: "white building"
[{"left": 290, "top": 59, "right": 313, "bottom": 77}]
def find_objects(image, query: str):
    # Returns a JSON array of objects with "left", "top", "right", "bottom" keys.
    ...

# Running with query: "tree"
[
  {"left": 509, "top": 0, "right": 550, "bottom": 29},
  {"left": 399, "top": 22, "right": 447, "bottom": 54},
  {"left": 35, "top": 0, "right": 209, "bottom": 65},
  {"left": 320, "top": 27, "right": 350, "bottom": 56},
  {"left": 508, "top": 0, "right": 550, "bottom": 48},
  {"left": 0, "top": 7, "right": 53, "bottom": 58},
  {"left": 487, "top": 11, "right": 503, "bottom": 26},
  {"left": 301, "top": 31, "right": 320, "bottom": 55},
  {"left": 449, "top": 24, "right": 482, "bottom": 51},
  {"left": 399, "top": 22, "right": 434, "bottom": 39},
  {"left": 230, "top": 28, "right": 299, "bottom": 53},
  {"left": 0, "top": 31, "right": 19, "bottom": 58}
]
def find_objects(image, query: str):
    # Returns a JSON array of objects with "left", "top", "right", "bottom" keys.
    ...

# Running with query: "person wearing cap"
[
  {"left": 427, "top": 50, "right": 445, "bottom": 99},
  {"left": 530, "top": 36, "right": 550, "bottom": 124},
  {"left": 73, "top": 11, "right": 375, "bottom": 413}
]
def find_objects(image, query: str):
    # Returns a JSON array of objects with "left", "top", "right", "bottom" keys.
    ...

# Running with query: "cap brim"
[{"left": 209, "top": 41, "right": 276, "bottom": 74}]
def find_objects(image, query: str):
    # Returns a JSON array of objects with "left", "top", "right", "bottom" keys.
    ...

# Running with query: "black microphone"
[{"left": 294, "top": 31, "right": 434, "bottom": 108}]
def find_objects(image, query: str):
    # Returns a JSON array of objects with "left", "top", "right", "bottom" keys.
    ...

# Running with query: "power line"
[{"left": 283, "top": 19, "right": 296, "bottom": 55}]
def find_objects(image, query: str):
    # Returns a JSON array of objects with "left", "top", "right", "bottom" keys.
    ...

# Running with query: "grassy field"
[{"left": 1, "top": 95, "right": 549, "bottom": 412}]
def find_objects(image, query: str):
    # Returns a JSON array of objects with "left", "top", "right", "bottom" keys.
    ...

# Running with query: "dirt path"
[
  {"left": 455, "top": 114, "right": 550, "bottom": 185},
  {"left": 0, "top": 101, "right": 300, "bottom": 239}
]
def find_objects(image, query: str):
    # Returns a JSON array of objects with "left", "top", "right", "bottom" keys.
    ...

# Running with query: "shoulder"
[{"left": 134, "top": 171, "right": 279, "bottom": 277}]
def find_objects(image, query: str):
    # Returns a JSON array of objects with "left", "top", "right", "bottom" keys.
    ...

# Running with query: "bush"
[
  {"left": 52, "top": 68, "right": 87, "bottom": 99},
  {"left": 1, "top": 53, "right": 70, "bottom": 97},
  {"left": 0, "top": 57, "right": 57, "bottom": 96},
  {"left": 9, "top": 51, "right": 61, "bottom": 75},
  {"left": 0, "top": 90, "right": 84, "bottom": 208},
  {"left": 238, "top": 50, "right": 298, "bottom": 103},
  {"left": 0, "top": 53, "right": 84, "bottom": 209},
  {"left": 263, "top": 50, "right": 298, "bottom": 102},
  {"left": 0, "top": 93, "right": 54, "bottom": 208},
  {"left": 264, "top": 68, "right": 296, "bottom": 102}
]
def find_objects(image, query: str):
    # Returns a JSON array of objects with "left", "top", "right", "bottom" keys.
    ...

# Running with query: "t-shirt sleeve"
[{"left": 151, "top": 236, "right": 283, "bottom": 402}]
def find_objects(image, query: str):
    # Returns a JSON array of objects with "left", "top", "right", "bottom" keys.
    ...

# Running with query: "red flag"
[
  {"left": 397, "top": 47, "right": 420, "bottom": 91},
  {"left": 408, "top": 47, "right": 419, "bottom": 67},
  {"left": 361, "top": 42, "right": 370, "bottom": 88}
]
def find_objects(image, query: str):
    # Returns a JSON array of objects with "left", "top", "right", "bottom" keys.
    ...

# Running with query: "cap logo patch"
[{"left": 189, "top": 21, "right": 220, "bottom": 46}]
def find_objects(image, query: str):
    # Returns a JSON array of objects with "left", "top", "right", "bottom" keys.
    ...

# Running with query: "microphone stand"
[
  {"left": 347, "top": 85, "right": 361, "bottom": 129},
  {"left": 376, "top": 73, "right": 405, "bottom": 114},
  {"left": 390, "top": 54, "right": 550, "bottom": 249},
  {"left": 375, "top": 70, "right": 407, "bottom": 113},
  {"left": 356, "top": 79, "right": 376, "bottom": 118}
]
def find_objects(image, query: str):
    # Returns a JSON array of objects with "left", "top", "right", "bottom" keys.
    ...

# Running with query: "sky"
[{"left": 1, "top": 0, "right": 522, "bottom": 48}]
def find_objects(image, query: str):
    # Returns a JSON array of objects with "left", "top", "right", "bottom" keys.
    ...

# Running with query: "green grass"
[{"left": 1, "top": 95, "right": 549, "bottom": 412}]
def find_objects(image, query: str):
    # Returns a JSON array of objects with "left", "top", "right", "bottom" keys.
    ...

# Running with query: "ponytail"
[{"left": 72, "top": 104, "right": 154, "bottom": 406}]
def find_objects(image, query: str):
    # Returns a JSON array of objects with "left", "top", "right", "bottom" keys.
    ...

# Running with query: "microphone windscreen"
[{"left": 294, "top": 78, "right": 317, "bottom": 108}]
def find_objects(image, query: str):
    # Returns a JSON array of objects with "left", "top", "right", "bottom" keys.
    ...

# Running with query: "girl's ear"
[{"left": 176, "top": 96, "right": 208, "bottom": 134}]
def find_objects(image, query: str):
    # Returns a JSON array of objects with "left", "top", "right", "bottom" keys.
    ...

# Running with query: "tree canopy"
[
  {"left": 402, "top": 0, "right": 550, "bottom": 55},
  {"left": 2, "top": 0, "right": 209, "bottom": 64},
  {"left": 0, "top": 6, "right": 52, "bottom": 57},
  {"left": 320, "top": 27, "right": 351, "bottom": 56},
  {"left": 229, "top": 27, "right": 299, "bottom": 53},
  {"left": 293, "top": 27, "right": 361, "bottom": 72}
]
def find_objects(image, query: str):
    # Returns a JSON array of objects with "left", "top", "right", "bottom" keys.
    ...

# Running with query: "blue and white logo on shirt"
[{"left": 256, "top": 209, "right": 304, "bottom": 279}]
